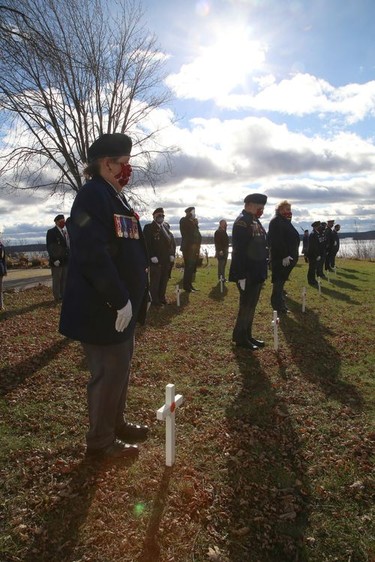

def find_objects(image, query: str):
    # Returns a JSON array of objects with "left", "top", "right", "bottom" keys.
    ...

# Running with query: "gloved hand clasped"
[{"left": 115, "top": 300, "right": 132, "bottom": 332}]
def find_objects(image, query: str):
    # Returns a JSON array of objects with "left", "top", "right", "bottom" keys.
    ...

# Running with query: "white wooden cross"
[
  {"left": 302, "top": 286, "right": 306, "bottom": 313},
  {"left": 175, "top": 284, "right": 181, "bottom": 307},
  {"left": 318, "top": 277, "right": 321, "bottom": 295},
  {"left": 271, "top": 310, "right": 279, "bottom": 351},
  {"left": 326, "top": 270, "right": 330, "bottom": 283},
  {"left": 157, "top": 384, "right": 184, "bottom": 466},
  {"left": 219, "top": 275, "right": 224, "bottom": 293}
]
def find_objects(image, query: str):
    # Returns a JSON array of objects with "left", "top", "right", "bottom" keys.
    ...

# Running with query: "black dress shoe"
[
  {"left": 278, "top": 308, "right": 289, "bottom": 315},
  {"left": 190, "top": 286, "right": 200, "bottom": 292},
  {"left": 235, "top": 340, "right": 259, "bottom": 351},
  {"left": 86, "top": 440, "right": 139, "bottom": 459},
  {"left": 116, "top": 422, "right": 149, "bottom": 443},
  {"left": 250, "top": 337, "right": 265, "bottom": 348},
  {"left": 308, "top": 282, "right": 318, "bottom": 287}
]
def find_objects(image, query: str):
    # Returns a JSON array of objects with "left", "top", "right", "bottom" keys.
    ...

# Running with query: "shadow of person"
[
  {"left": 138, "top": 291, "right": 190, "bottom": 331},
  {"left": 0, "top": 298, "right": 57, "bottom": 323},
  {"left": 138, "top": 466, "right": 173, "bottom": 562},
  {"left": 208, "top": 281, "right": 228, "bottom": 301},
  {"left": 280, "top": 299, "right": 363, "bottom": 410},
  {"left": 319, "top": 285, "right": 361, "bottom": 304},
  {"left": 329, "top": 278, "right": 360, "bottom": 291},
  {"left": 22, "top": 447, "right": 104, "bottom": 562},
  {"left": 225, "top": 348, "right": 309, "bottom": 561},
  {"left": 0, "top": 338, "right": 71, "bottom": 396}
]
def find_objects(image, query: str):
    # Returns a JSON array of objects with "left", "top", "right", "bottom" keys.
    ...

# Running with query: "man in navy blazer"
[
  {"left": 60, "top": 133, "right": 150, "bottom": 460},
  {"left": 46, "top": 214, "right": 70, "bottom": 303}
]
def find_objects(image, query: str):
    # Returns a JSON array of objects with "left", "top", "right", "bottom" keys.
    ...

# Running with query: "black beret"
[
  {"left": 185, "top": 206, "right": 195, "bottom": 213},
  {"left": 327, "top": 219, "right": 335, "bottom": 224},
  {"left": 153, "top": 207, "right": 164, "bottom": 215},
  {"left": 311, "top": 221, "right": 321, "bottom": 228},
  {"left": 54, "top": 214, "right": 65, "bottom": 222},
  {"left": 244, "top": 193, "right": 267, "bottom": 205},
  {"left": 87, "top": 133, "right": 132, "bottom": 163}
]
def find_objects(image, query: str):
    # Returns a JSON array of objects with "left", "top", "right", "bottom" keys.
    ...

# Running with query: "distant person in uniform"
[
  {"left": 306, "top": 221, "right": 322, "bottom": 287},
  {"left": 229, "top": 193, "right": 268, "bottom": 350},
  {"left": 0, "top": 240, "right": 7, "bottom": 311},
  {"left": 302, "top": 229, "right": 309, "bottom": 262},
  {"left": 60, "top": 133, "right": 150, "bottom": 460},
  {"left": 325, "top": 219, "right": 335, "bottom": 271},
  {"left": 267, "top": 200, "right": 300, "bottom": 314},
  {"left": 143, "top": 207, "right": 176, "bottom": 306},
  {"left": 46, "top": 214, "right": 70, "bottom": 303},
  {"left": 316, "top": 222, "right": 328, "bottom": 279},
  {"left": 330, "top": 224, "right": 341, "bottom": 268},
  {"left": 179, "top": 206, "right": 202, "bottom": 292},
  {"left": 214, "top": 219, "right": 229, "bottom": 282}
]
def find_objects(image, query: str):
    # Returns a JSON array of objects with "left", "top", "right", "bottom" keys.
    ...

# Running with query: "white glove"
[
  {"left": 151, "top": 257, "right": 159, "bottom": 264},
  {"left": 115, "top": 300, "right": 132, "bottom": 332},
  {"left": 238, "top": 278, "right": 246, "bottom": 291},
  {"left": 316, "top": 256, "right": 321, "bottom": 261},
  {"left": 282, "top": 256, "right": 293, "bottom": 267},
  {"left": 169, "top": 255, "right": 175, "bottom": 262},
  {"left": 53, "top": 260, "right": 60, "bottom": 266}
]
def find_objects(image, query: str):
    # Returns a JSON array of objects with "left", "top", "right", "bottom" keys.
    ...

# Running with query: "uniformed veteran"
[
  {"left": 60, "top": 133, "right": 150, "bottom": 460},
  {"left": 229, "top": 193, "right": 268, "bottom": 351}
]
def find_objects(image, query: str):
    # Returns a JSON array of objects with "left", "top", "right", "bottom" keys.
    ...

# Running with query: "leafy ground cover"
[{"left": 0, "top": 258, "right": 374, "bottom": 562}]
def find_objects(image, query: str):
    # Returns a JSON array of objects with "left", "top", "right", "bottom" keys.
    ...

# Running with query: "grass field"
[{"left": 0, "top": 258, "right": 374, "bottom": 562}]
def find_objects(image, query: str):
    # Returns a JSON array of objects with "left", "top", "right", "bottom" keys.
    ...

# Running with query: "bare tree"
[{"left": 0, "top": 0, "right": 175, "bottom": 197}]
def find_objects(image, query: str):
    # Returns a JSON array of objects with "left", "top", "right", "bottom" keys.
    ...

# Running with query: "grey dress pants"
[{"left": 82, "top": 336, "right": 134, "bottom": 450}]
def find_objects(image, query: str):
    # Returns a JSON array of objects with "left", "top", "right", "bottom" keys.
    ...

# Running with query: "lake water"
[{"left": 195, "top": 238, "right": 375, "bottom": 259}]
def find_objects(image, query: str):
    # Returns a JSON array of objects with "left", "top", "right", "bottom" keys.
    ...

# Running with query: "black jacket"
[
  {"left": 229, "top": 210, "right": 268, "bottom": 285},
  {"left": 46, "top": 226, "right": 69, "bottom": 266},
  {"left": 59, "top": 176, "right": 148, "bottom": 345},
  {"left": 143, "top": 221, "right": 176, "bottom": 265},
  {"left": 268, "top": 214, "right": 300, "bottom": 282}
]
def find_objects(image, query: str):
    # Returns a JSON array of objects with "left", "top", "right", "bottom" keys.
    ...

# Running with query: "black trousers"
[
  {"left": 149, "top": 262, "right": 170, "bottom": 304},
  {"left": 182, "top": 251, "right": 197, "bottom": 290},
  {"left": 307, "top": 259, "right": 318, "bottom": 284},
  {"left": 271, "top": 278, "right": 286, "bottom": 312},
  {"left": 217, "top": 254, "right": 228, "bottom": 280},
  {"left": 82, "top": 336, "right": 134, "bottom": 450},
  {"left": 232, "top": 282, "right": 262, "bottom": 343}
]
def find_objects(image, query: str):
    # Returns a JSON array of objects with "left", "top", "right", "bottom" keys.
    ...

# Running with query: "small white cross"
[
  {"left": 175, "top": 284, "right": 181, "bottom": 307},
  {"left": 157, "top": 384, "right": 183, "bottom": 466},
  {"left": 219, "top": 276, "right": 224, "bottom": 293},
  {"left": 317, "top": 278, "right": 321, "bottom": 295},
  {"left": 302, "top": 286, "right": 306, "bottom": 313},
  {"left": 271, "top": 310, "right": 280, "bottom": 351}
]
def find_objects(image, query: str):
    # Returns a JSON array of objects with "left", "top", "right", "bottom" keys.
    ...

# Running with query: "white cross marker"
[
  {"left": 317, "top": 278, "right": 321, "bottom": 295},
  {"left": 175, "top": 284, "right": 181, "bottom": 307},
  {"left": 271, "top": 310, "right": 280, "bottom": 351},
  {"left": 334, "top": 266, "right": 337, "bottom": 276},
  {"left": 219, "top": 275, "right": 224, "bottom": 293},
  {"left": 302, "top": 286, "right": 306, "bottom": 313},
  {"left": 157, "top": 384, "right": 183, "bottom": 466},
  {"left": 326, "top": 270, "right": 330, "bottom": 283}
]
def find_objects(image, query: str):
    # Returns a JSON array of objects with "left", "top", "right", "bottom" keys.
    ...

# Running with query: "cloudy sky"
[{"left": 1, "top": 0, "right": 375, "bottom": 243}]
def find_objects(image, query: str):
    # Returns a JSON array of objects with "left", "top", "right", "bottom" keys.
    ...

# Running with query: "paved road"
[{"left": 3, "top": 269, "right": 52, "bottom": 291}]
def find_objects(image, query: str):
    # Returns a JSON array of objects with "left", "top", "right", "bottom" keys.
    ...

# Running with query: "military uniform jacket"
[
  {"left": 46, "top": 226, "right": 69, "bottom": 266},
  {"left": 214, "top": 228, "right": 229, "bottom": 257},
  {"left": 307, "top": 230, "right": 321, "bottom": 260},
  {"left": 268, "top": 214, "right": 300, "bottom": 282},
  {"left": 143, "top": 221, "right": 176, "bottom": 265},
  {"left": 179, "top": 217, "right": 202, "bottom": 259},
  {"left": 229, "top": 210, "right": 268, "bottom": 285},
  {"left": 59, "top": 176, "right": 149, "bottom": 345}
]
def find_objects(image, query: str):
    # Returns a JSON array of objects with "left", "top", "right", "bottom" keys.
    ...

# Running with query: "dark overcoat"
[
  {"left": 46, "top": 226, "right": 69, "bottom": 266},
  {"left": 59, "top": 176, "right": 148, "bottom": 345},
  {"left": 179, "top": 216, "right": 202, "bottom": 260},
  {"left": 143, "top": 221, "right": 176, "bottom": 265},
  {"left": 229, "top": 210, "right": 268, "bottom": 285},
  {"left": 268, "top": 214, "right": 300, "bottom": 282}
]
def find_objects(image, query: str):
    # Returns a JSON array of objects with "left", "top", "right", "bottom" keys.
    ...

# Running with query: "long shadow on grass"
[
  {"left": 280, "top": 299, "right": 363, "bottom": 410},
  {"left": 225, "top": 349, "right": 309, "bottom": 561},
  {"left": 0, "top": 338, "right": 71, "bottom": 396},
  {"left": 328, "top": 278, "right": 360, "bottom": 291},
  {"left": 138, "top": 467, "right": 172, "bottom": 562},
  {"left": 0, "top": 299, "right": 56, "bottom": 323},
  {"left": 139, "top": 291, "right": 190, "bottom": 330},
  {"left": 21, "top": 448, "right": 102, "bottom": 562},
  {"left": 208, "top": 282, "right": 228, "bottom": 301},
  {"left": 318, "top": 284, "right": 360, "bottom": 304}
]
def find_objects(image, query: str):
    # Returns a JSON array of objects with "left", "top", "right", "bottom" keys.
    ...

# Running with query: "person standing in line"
[
  {"left": 316, "top": 222, "right": 328, "bottom": 279},
  {"left": 214, "top": 219, "right": 229, "bottom": 282},
  {"left": 330, "top": 224, "right": 341, "bottom": 268},
  {"left": 0, "top": 240, "right": 7, "bottom": 311},
  {"left": 306, "top": 221, "right": 322, "bottom": 287},
  {"left": 60, "top": 133, "right": 150, "bottom": 460},
  {"left": 302, "top": 229, "right": 309, "bottom": 262},
  {"left": 179, "top": 206, "right": 202, "bottom": 292},
  {"left": 229, "top": 193, "right": 268, "bottom": 351},
  {"left": 325, "top": 219, "right": 335, "bottom": 271},
  {"left": 267, "top": 200, "right": 300, "bottom": 314},
  {"left": 46, "top": 214, "right": 70, "bottom": 303},
  {"left": 143, "top": 207, "right": 176, "bottom": 307}
]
